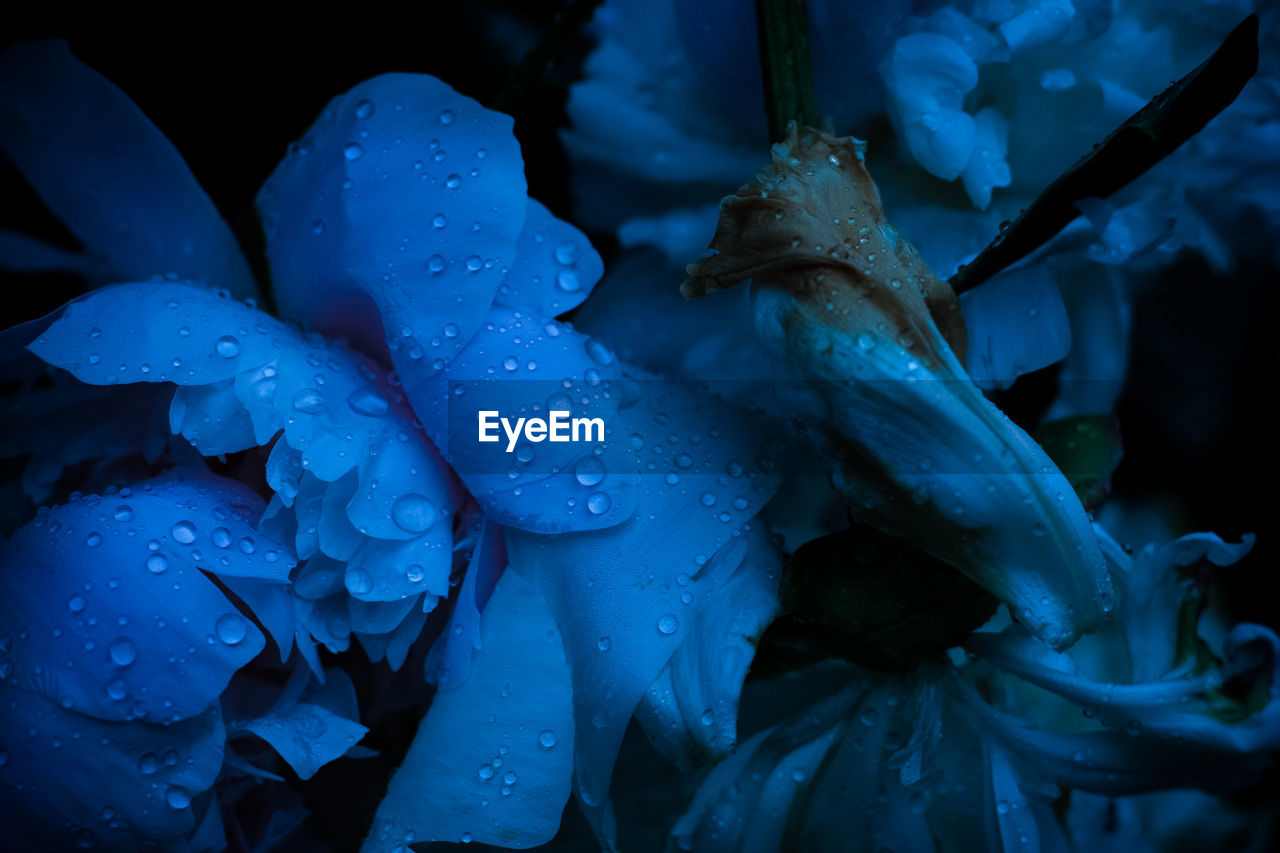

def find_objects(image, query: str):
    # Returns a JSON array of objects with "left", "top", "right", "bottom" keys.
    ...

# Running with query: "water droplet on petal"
[
  {"left": 556, "top": 269, "right": 580, "bottom": 292},
  {"left": 292, "top": 389, "right": 326, "bottom": 414},
  {"left": 215, "top": 613, "right": 248, "bottom": 645},
  {"left": 392, "top": 494, "right": 437, "bottom": 533},
  {"left": 597, "top": 636, "right": 611, "bottom": 651},
  {"left": 113, "top": 505, "right": 133, "bottom": 522},
  {"left": 170, "top": 521, "right": 197, "bottom": 545},
  {"left": 137, "top": 752, "right": 159, "bottom": 774},
  {"left": 346, "top": 568, "right": 373, "bottom": 596},
  {"left": 146, "top": 554, "right": 168, "bottom": 574},
  {"left": 586, "top": 492, "right": 611, "bottom": 515},
  {"left": 355, "top": 99, "right": 376, "bottom": 118},
  {"left": 165, "top": 786, "right": 191, "bottom": 809},
  {"left": 554, "top": 242, "right": 578, "bottom": 265},
  {"left": 215, "top": 335, "right": 240, "bottom": 358},
  {"left": 343, "top": 142, "right": 363, "bottom": 161},
  {"left": 109, "top": 638, "right": 136, "bottom": 666},
  {"left": 211, "top": 527, "right": 232, "bottom": 549},
  {"left": 538, "top": 729, "right": 557, "bottom": 749},
  {"left": 574, "top": 457, "right": 606, "bottom": 487},
  {"left": 584, "top": 338, "right": 614, "bottom": 365},
  {"left": 85, "top": 532, "right": 102, "bottom": 548},
  {"left": 67, "top": 594, "right": 86, "bottom": 613},
  {"left": 657, "top": 614, "right": 679, "bottom": 635}
]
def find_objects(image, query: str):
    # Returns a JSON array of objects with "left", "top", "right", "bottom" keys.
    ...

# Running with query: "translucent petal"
[
  {"left": 960, "top": 263, "right": 1071, "bottom": 390},
  {"left": 427, "top": 517, "right": 506, "bottom": 690},
  {"left": 238, "top": 702, "right": 367, "bottom": 781},
  {"left": 0, "top": 41, "right": 256, "bottom": 298},
  {"left": 362, "top": 570, "right": 573, "bottom": 850}
]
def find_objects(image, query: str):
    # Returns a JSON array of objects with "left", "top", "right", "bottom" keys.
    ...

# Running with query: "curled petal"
[{"left": 683, "top": 128, "right": 1111, "bottom": 649}]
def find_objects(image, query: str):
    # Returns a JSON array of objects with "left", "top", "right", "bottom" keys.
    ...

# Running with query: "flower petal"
[
  {"left": 497, "top": 199, "right": 603, "bottom": 317},
  {"left": 0, "top": 689, "right": 225, "bottom": 852},
  {"left": 409, "top": 305, "right": 637, "bottom": 533},
  {"left": 362, "top": 570, "right": 573, "bottom": 850},
  {"left": 0, "top": 41, "right": 255, "bottom": 298},
  {"left": 0, "top": 474, "right": 292, "bottom": 723},
  {"left": 257, "top": 71, "right": 526, "bottom": 368},
  {"left": 634, "top": 525, "right": 781, "bottom": 769},
  {"left": 959, "top": 263, "right": 1071, "bottom": 390},
  {"left": 506, "top": 377, "right": 780, "bottom": 847}
]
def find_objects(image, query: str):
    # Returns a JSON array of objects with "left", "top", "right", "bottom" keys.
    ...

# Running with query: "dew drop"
[
  {"left": 170, "top": 521, "right": 197, "bottom": 545},
  {"left": 85, "top": 532, "right": 102, "bottom": 548},
  {"left": 215, "top": 335, "right": 240, "bottom": 358},
  {"left": 67, "top": 594, "right": 86, "bottom": 613},
  {"left": 343, "top": 142, "right": 363, "bottom": 161},
  {"left": 538, "top": 729, "right": 558, "bottom": 749},
  {"left": 215, "top": 613, "right": 248, "bottom": 645},
  {"left": 165, "top": 786, "right": 191, "bottom": 809},
  {"left": 585, "top": 492, "right": 611, "bottom": 515},
  {"left": 597, "top": 636, "right": 611, "bottom": 651},
  {"left": 554, "top": 242, "right": 578, "bottom": 265},
  {"left": 355, "top": 99, "right": 375, "bottom": 118},
  {"left": 109, "top": 638, "right": 136, "bottom": 666},
  {"left": 392, "top": 494, "right": 437, "bottom": 533},
  {"left": 574, "top": 456, "right": 606, "bottom": 487},
  {"left": 346, "top": 568, "right": 373, "bottom": 596},
  {"left": 556, "top": 269, "right": 581, "bottom": 292},
  {"left": 292, "top": 388, "right": 326, "bottom": 414},
  {"left": 211, "top": 527, "right": 232, "bottom": 549},
  {"left": 657, "top": 614, "right": 679, "bottom": 635},
  {"left": 146, "top": 554, "right": 168, "bottom": 574}
]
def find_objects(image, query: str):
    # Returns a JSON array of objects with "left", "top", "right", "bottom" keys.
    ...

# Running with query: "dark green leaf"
[
  {"left": 781, "top": 523, "right": 998, "bottom": 671},
  {"left": 1034, "top": 414, "right": 1123, "bottom": 510}
]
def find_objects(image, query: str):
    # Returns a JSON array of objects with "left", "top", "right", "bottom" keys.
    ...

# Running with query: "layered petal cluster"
[
  {"left": 29, "top": 282, "right": 458, "bottom": 667},
  {"left": 684, "top": 127, "right": 1111, "bottom": 649}
]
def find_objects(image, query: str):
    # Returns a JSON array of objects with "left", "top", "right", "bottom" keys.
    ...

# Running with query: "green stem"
[{"left": 755, "top": 0, "right": 818, "bottom": 142}]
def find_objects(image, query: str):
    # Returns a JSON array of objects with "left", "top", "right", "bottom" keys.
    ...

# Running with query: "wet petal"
[
  {"left": 29, "top": 283, "right": 457, "bottom": 611},
  {"left": 257, "top": 71, "right": 526, "bottom": 368},
  {"left": 0, "top": 41, "right": 255, "bottom": 298},
  {"left": 0, "top": 474, "right": 291, "bottom": 723},
  {"left": 505, "top": 377, "right": 780, "bottom": 846},
  {"left": 409, "top": 305, "right": 636, "bottom": 533},
  {"left": 0, "top": 689, "right": 225, "bottom": 852},
  {"left": 497, "top": 199, "right": 603, "bottom": 317},
  {"left": 684, "top": 129, "right": 1112, "bottom": 649},
  {"left": 363, "top": 570, "right": 573, "bottom": 850},
  {"left": 634, "top": 526, "right": 781, "bottom": 769}
]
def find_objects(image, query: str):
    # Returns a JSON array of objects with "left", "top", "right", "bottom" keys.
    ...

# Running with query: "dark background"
[{"left": 3, "top": 3, "right": 1278, "bottom": 850}]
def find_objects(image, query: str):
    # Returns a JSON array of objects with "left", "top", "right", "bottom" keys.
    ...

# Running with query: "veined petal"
[
  {"left": 0, "top": 41, "right": 256, "bottom": 298},
  {"left": 683, "top": 127, "right": 1112, "bottom": 649},
  {"left": 363, "top": 570, "right": 573, "bottom": 851},
  {"left": 257, "top": 71, "right": 526, "bottom": 368}
]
